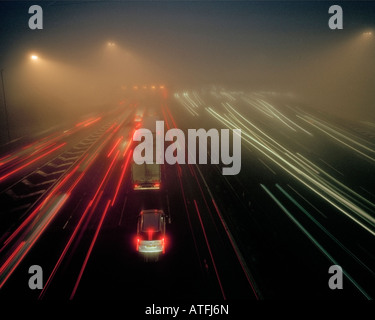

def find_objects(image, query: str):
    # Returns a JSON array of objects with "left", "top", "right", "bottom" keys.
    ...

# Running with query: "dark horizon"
[{"left": 1, "top": 1, "right": 374, "bottom": 129}]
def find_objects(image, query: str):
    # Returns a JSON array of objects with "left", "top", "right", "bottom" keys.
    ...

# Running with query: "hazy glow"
[
  {"left": 176, "top": 88, "right": 375, "bottom": 237},
  {"left": 0, "top": 1, "right": 374, "bottom": 143}
]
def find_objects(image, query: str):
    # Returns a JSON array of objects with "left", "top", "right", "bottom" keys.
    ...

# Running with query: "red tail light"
[
  {"left": 161, "top": 237, "right": 166, "bottom": 254},
  {"left": 154, "top": 183, "right": 160, "bottom": 188},
  {"left": 136, "top": 237, "right": 140, "bottom": 251},
  {"left": 147, "top": 228, "right": 154, "bottom": 241}
]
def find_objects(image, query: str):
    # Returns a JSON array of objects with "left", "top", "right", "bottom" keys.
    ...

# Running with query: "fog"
[
  {"left": 0, "top": 1, "right": 374, "bottom": 143},
  {"left": 5, "top": 43, "right": 164, "bottom": 135}
]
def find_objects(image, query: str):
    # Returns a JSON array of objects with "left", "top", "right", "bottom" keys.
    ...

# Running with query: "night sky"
[
  {"left": 1, "top": 1, "right": 374, "bottom": 81},
  {"left": 0, "top": 1, "right": 374, "bottom": 139}
]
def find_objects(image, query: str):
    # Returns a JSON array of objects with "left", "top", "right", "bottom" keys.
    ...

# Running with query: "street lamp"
[{"left": 31, "top": 55, "right": 39, "bottom": 61}]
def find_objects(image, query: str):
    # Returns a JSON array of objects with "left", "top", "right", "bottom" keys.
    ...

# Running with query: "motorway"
[{"left": 0, "top": 87, "right": 375, "bottom": 300}]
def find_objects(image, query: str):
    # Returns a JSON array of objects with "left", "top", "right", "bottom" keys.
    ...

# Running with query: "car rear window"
[{"left": 141, "top": 213, "right": 161, "bottom": 232}]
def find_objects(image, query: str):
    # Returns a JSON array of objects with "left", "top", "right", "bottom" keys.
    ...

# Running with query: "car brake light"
[
  {"left": 161, "top": 237, "right": 165, "bottom": 254},
  {"left": 148, "top": 228, "right": 154, "bottom": 240},
  {"left": 136, "top": 237, "right": 140, "bottom": 251}
]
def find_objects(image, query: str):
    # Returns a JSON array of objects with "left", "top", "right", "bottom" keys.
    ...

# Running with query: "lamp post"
[{"left": 1, "top": 69, "right": 10, "bottom": 142}]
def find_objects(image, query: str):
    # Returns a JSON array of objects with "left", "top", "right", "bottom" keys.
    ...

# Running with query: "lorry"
[
  {"left": 131, "top": 162, "right": 161, "bottom": 190},
  {"left": 131, "top": 115, "right": 163, "bottom": 190}
]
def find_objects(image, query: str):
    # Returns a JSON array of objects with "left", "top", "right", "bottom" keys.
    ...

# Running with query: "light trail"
[
  {"left": 242, "top": 96, "right": 274, "bottom": 118},
  {"left": 211, "top": 198, "right": 260, "bottom": 300},
  {"left": 173, "top": 89, "right": 375, "bottom": 298},
  {"left": 70, "top": 199, "right": 112, "bottom": 300},
  {"left": 107, "top": 136, "right": 123, "bottom": 158},
  {"left": 0, "top": 193, "right": 69, "bottom": 289},
  {"left": 298, "top": 115, "right": 375, "bottom": 163},
  {"left": 83, "top": 116, "right": 102, "bottom": 127},
  {"left": 258, "top": 157, "right": 276, "bottom": 175},
  {"left": 0, "top": 142, "right": 66, "bottom": 182},
  {"left": 278, "top": 184, "right": 375, "bottom": 278},
  {"left": 205, "top": 102, "right": 375, "bottom": 236},
  {"left": 318, "top": 157, "right": 345, "bottom": 177},
  {"left": 0, "top": 110, "right": 129, "bottom": 293},
  {"left": 162, "top": 103, "right": 209, "bottom": 276},
  {"left": 0, "top": 141, "right": 56, "bottom": 173},
  {"left": 111, "top": 150, "right": 132, "bottom": 207},
  {"left": 193, "top": 200, "right": 226, "bottom": 300},
  {"left": 39, "top": 195, "right": 96, "bottom": 299},
  {"left": 0, "top": 113, "right": 120, "bottom": 250},
  {"left": 261, "top": 184, "right": 372, "bottom": 300},
  {"left": 40, "top": 149, "right": 121, "bottom": 298},
  {"left": 0, "top": 164, "right": 80, "bottom": 251},
  {"left": 0, "top": 115, "right": 102, "bottom": 173},
  {"left": 174, "top": 92, "right": 199, "bottom": 116},
  {"left": 165, "top": 102, "right": 260, "bottom": 299},
  {"left": 286, "top": 184, "right": 327, "bottom": 219}
]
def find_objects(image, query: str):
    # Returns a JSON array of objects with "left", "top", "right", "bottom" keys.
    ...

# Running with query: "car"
[
  {"left": 134, "top": 108, "right": 144, "bottom": 123},
  {"left": 134, "top": 114, "right": 142, "bottom": 123},
  {"left": 136, "top": 209, "right": 166, "bottom": 259}
]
